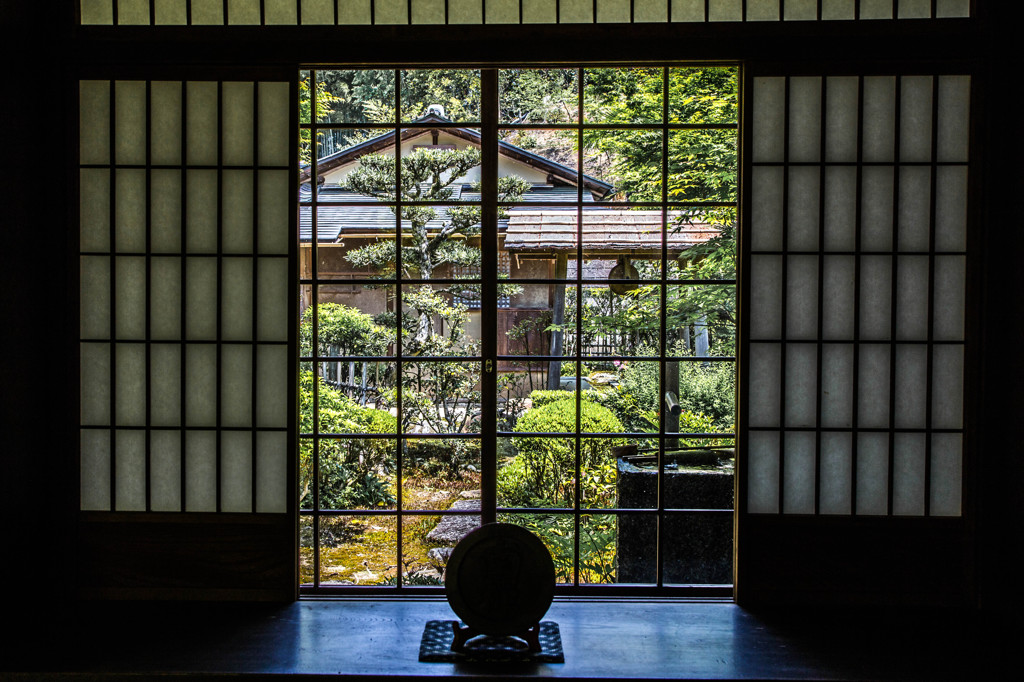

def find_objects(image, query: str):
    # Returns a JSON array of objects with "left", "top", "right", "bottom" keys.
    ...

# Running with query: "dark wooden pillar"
[{"left": 546, "top": 253, "right": 568, "bottom": 390}]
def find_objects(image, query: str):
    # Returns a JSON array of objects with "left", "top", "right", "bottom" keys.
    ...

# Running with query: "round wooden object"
[
  {"left": 608, "top": 258, "right": 640, "bottom": 295},
  {"left": 444, "top": 523, "right": 556, "bottom": 636}
]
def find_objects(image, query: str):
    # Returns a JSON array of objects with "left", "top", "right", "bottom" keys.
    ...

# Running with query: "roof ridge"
[{"left": 301, "top": 119, "right": 613, "bottom": 199}]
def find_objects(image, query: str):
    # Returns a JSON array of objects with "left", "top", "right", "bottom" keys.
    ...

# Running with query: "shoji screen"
[
  {"left": 78, "top": 0, "right": 971, "bottom": 25},
  {"left": 744, "top": 73, "right": 970, "bottom": 518},
  {"left": 736, "top": 70, "right": 974, "bottom": 607},
  {"left": 78, "top": 78, "right": 295, "bottom": 598}
]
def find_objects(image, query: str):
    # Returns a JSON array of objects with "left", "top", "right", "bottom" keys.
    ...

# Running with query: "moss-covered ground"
[{"left": 300, "top": 470, "right": 480, "bottom": 585}]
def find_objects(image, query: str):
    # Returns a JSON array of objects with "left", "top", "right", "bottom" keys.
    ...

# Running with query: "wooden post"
[{"left": 547, "top": 253, "right": 569, "bottom": 390}]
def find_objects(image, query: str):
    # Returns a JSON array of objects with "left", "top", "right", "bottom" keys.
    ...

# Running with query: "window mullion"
[{"left": 480, "top": 68, "right": 499, "bottom": 526}]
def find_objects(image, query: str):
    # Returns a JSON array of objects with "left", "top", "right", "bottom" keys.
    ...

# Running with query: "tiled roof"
[
  {"left": 299, "top": 183, "right": 591, "bottom": 242},
  {"left": 503, "top": 210, "right": 720, "bottom": 254}
]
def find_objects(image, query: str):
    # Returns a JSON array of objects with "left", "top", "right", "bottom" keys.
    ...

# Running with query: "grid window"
[
  {"left": 744, "top": 74, "right": 970, "bottom": 517},
  {"left": 78, "top": 0, "right": 972, "bottom": 25},
  {"left": 78, "top": 79, "right": 293, "bottom": 513},
  {"left": 299, "top": 66, "right": 738, "bottom": 593}
]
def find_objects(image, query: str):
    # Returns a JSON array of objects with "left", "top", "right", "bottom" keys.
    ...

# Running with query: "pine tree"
[{"left": 344, "top": 147, "right": 530, "bottom": 351}]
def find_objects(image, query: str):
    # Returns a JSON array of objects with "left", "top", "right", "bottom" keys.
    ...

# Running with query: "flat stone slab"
[
  {"left": 427, "top": 547, "right": 454, "bottom": 569},
  {"left": 426, "top": 499, "right": 480, "bottom": 544}
]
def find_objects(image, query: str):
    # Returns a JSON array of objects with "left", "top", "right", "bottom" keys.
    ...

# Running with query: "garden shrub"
[
  {"left": 300, "top": 303, "right": 390, "bottom": 357},
  {"left": 501, "top": 398, "right": 625, "bottom": 507},
  {"left": 529, "top": 388, "right": 659, "bottom": 435},
  {"left": 676, "top": 362, "right": 735, "bottom": 429},
  {"left": 675, "top": 410, "right": 733, "bottom": 449},
  {"left": 512, "top": 513, "right": 617, "bottom": 584},
  {"left": 599, "top": 387, "right": 659, "bottom": 434},
  {"left": 403, "top": 438, "right": 480, "bottom": 480},
  {"left": 496, "top": 455, "right": 533, "bottom": 506},
  {"left": 561, "top": 360, "right": 592, "bottom": 376},
  {"left": 615, "top": 352, "right": 736, "bottom": 431},
  {"left": 528, "top": 389, "right": 604, "bottom": 409},
  {"left": 616, "top": 353, "right": 661, "bottom": 418},
  {"left": 300, "top": 370, "right": 397, "bottom": 510}
]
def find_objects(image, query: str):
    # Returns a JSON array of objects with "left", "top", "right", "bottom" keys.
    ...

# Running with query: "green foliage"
[
  {"left": 576, "top": 67, "right": 738, "bottom": 358},
  {"left": 495, "top": 455, "right": 533, "bottom": 507},
  {"left": 403, "top": 439, "right": 480, "bottom": 480},
  {"left": 670, "top": 211, "right": 738, "bottom": 357},
  {"left": 561, "top": 362, "right": 580, "bottom": 377},
  {"left": 299, "top": 371, "right": 397, "bottom": 510},
  {"left": 310, "top": 69, "right": 390, "bottom": 124},
  {"left": 347, "top": 148, "right": 483, "bottom": 208},
  {"left": 501, "top": 398, "right": 625, "bottom": 507},
  {"left": 529, "top": 389, "right": 596, "bottom": 409},
  {"left": 584, "top": 67, "right": 666, "bottom": 124},
  {"left": 300, "top": 303, "right": 390, "bottom": 357},
  {"left": 513, "top": 513, "right": 617, "bottom": 584},
  {"left": 315, "top": 69, "right": 480, "bottom": 125},
  {"left": 675, "top": 362, "right": 736, "bottom": 431},
  {"left": 601, "top": 386, "right": 660, "bottom": 434},
  {"left": 582, "top": 67, "right": 738, "bottom": 203},
  {"left": 299, "top": 74, "right": 343, "bottom": 166},
  {"left": 364, "top": 69, "right": 481, "bottom": 123},
  {"left": 617, "top": 354, "right": 661, "bottom": 416},
  {"left": 668, "top": 68, "right": 741, "bottom": 124},
  {"left": 526, "top": 388, "right": 657, "bottom": 434},
  {"left": 613, "top": 354, "right": 736, "bottom": 435},
  {"left": 674, "top": 410, "right": 733, "bottom": 449},
  {"left": 317, "top": 68, "right": 581, "bottom": 130},
  {"left": 499, "top": 69, "right": 579, "bottom": 123}
]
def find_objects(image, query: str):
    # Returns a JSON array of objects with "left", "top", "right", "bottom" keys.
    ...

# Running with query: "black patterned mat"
[{"left": 418, "top": 620, "right": 564, "bottom": 663}]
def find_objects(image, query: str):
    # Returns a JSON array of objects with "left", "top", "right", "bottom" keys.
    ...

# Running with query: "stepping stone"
[
  {"left": 426, "top": 499, "right": 480, "bottom": 544},
  {"left": 427, "top": 547, "right": 454, "bottom": 569}
]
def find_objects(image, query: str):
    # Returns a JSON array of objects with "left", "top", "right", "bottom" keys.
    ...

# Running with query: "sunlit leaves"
[{"left": 299, "top": 73, "right": 343, "bottom": 166}]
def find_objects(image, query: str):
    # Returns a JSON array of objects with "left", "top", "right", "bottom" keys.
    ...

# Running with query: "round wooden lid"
[{"left": 444, "top": 523, "right": 556, "bottom": 636}]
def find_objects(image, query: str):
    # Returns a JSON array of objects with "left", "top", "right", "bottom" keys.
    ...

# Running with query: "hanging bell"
[{"left": 608, "top": 255, "right": 640, "bottom": 295}]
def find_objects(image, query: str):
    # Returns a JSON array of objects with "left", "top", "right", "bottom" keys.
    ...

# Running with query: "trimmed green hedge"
[
  {"left": 299, "top": 371, "right": 397, "bottom": 510},
  {"left": 528, "top": 389, "right": 604, "bottom": 409},
  {"left": 500, "top": 397, "right": 625, "bottom": 507}
]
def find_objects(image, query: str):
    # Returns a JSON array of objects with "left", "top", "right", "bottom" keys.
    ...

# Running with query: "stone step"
[{"left": 425, "top": 499, "right": 481, "bottom": 544}]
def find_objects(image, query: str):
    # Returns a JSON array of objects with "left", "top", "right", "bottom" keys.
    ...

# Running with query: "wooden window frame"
[
  {"left": 299, "top": 65, "right": 739, "bottom": 596},
  {"left": 56, "top": 8, "right": 987, "bottom": 606}
]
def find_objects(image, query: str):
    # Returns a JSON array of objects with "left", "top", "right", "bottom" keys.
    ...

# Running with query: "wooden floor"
[{"left": 1, "top": 598, "right": 1002, "bottom": 680}]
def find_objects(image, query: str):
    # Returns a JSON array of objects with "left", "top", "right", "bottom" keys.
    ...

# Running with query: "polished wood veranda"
[{"left": 2, "top": 599, "right": 1001, "bottom": 680}]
